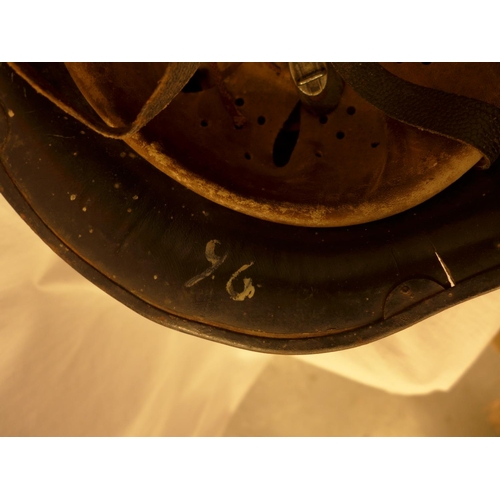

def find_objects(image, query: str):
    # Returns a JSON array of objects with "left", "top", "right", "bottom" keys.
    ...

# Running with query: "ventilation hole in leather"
[
  {"left": 200, "top": 120, "right": 208, "bottom": 127},
  {"left": 272, "top": 102, "right": 301, "bottom": 168},
  {"left": 347, "top": 106, "right": 356, "bottom": 115},
  {"left": 371, "top": 142, "right": 380, "bottom": 148},
  {"left": 235, "top": 98, "right": 245, "bottom": 106},
  {"left": 182, "top": 69, "right": 210, "bottom": 93},
  {"left": 315, "top": 151, "right": 322, "bottom": 158},
  {"left": 257, "top": 116, "right": 266, "bottom": 125},
  {"left": 244, "top": 152, "right": 251, "bottom": 160},
  {"left": 336, "top": 131, "right": 345, "bottom": 139},
  {"left": 319, "top": 115, "right": 328, "bottom": 124}
]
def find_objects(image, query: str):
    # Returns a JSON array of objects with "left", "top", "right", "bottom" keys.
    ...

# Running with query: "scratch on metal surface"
[
  {"left": 390, "top": 248, "right": 401, "bottom": 276},
  {"left": 435, "top": 251, "right": 456, "bottom": 287}
]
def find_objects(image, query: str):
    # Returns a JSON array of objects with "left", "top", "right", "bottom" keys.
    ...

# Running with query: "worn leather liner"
[{"left": 28, "top": 62, "right": 494, "bottom": 227}]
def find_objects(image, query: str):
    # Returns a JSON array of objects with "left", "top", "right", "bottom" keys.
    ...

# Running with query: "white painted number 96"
[{"left": 184, "top": 240, "right": 255, "bottom": 301}]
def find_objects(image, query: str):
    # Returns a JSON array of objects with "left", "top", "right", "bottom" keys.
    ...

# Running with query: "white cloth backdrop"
[{"left": 1, "top": 194, "right": 499, "bottom": 435}]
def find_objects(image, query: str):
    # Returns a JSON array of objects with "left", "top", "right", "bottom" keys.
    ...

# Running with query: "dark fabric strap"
[{"left": 331, "top": 62, "right": 500, "bottom": 168}]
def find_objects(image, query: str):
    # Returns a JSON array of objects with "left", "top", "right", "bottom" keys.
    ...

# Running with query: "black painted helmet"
[{"left": 2, "top": 62, "right": 500, "bottom": 353}]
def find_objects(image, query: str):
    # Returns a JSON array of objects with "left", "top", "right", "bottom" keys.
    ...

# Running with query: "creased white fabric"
[
  {"left": 1, "top": 193, "right": 499, "bottom": 436},
  {"left": 0, "top": 196, "right": 269, "bottom": 436},
  {"left": 297, "top": 289, "right": 500, "bottom": 395}
]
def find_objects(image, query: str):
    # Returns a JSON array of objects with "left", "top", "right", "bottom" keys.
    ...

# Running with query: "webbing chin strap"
[{"left": 331, "top": 62, "right": 500, "bottom": 168}]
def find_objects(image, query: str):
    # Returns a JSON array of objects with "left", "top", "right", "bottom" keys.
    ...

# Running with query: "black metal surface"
[{"left": 1, "top": 62, "right": 500, "bottom": 354}]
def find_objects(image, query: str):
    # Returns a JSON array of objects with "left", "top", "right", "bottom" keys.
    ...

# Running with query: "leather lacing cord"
[{"left": 7, "top": 62, "right": 200, "bottom": 139}]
